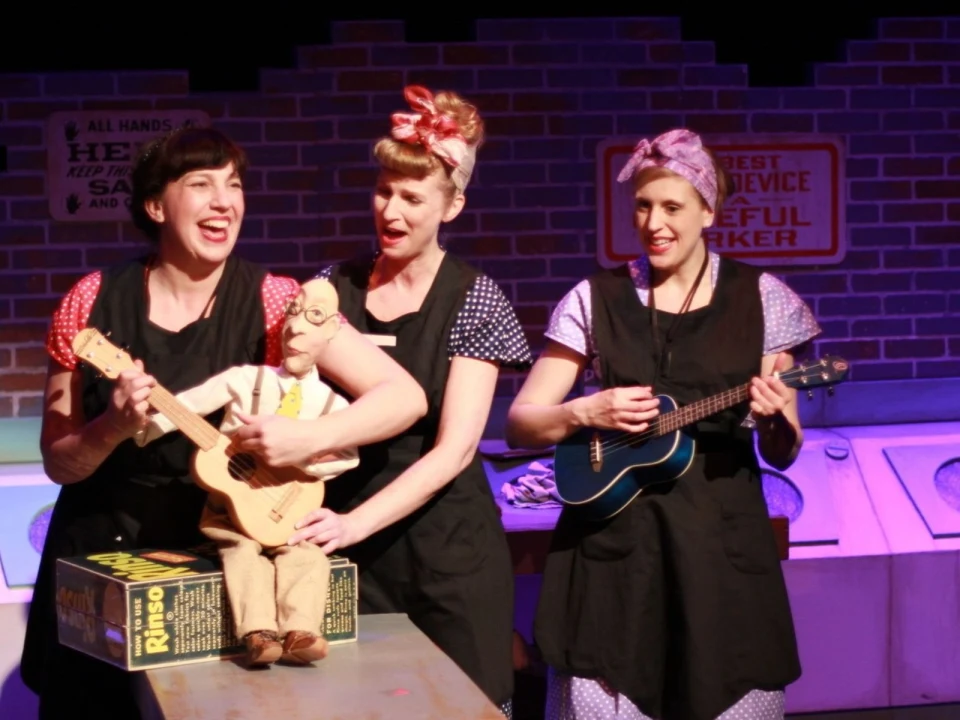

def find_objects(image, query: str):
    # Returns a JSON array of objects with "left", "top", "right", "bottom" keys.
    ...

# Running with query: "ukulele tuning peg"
[{"left": 806, "top": 389, "right": 814, "bottom": 400}]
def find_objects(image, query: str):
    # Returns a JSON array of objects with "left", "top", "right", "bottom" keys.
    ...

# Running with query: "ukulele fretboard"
[
  {"left": 654, "top": 383, "right": 751, "bottom": 436},
  {"left": 147, "top": 387, "right": 221, "bottom": 451}
]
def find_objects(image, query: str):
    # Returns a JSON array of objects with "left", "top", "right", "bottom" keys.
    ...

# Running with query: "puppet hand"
[
  {"left": 750, "top": 352, "right": 793, "bottom": 420},
  {"left": 232, "top": 413, "right": 319, "bottom": 467},
  {"left": 287, "top": 507, "right": 362, "bottom": 554},
  {"left": 105, "top": 359, "right": 156, "bottom": 440}
]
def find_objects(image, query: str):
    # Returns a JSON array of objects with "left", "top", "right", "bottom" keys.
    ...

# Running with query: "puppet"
[{"left": 138, "top": 278, "right": 357, "bottom": 666}]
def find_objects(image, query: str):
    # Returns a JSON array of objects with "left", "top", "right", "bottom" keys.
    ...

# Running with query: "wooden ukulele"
[{"left": 73, "top": 328, "right": 335, "bottom": 548}]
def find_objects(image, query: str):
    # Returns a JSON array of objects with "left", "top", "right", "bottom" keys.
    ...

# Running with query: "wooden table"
[{"left": 138, "top": 614, "right": 503, "bottom": 720}]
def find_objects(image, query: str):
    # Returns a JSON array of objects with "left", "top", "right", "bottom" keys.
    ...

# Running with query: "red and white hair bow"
[{"left": 391, "top": 85, "right": 476, "bottom": 192}]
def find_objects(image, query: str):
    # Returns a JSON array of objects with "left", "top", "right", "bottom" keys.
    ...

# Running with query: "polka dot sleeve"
[
  {"left": 544, "top": 280, "right": 593, "bottom": 359},
  {"left": 46, "top": 271, "right": 103, "bottom": 370},
  {"left": 449, "top": 275, "right": 533, "bottom": 369},
  {"left": 759, "top": 273, "right": 822, "bottom": 355},
  {"left": 261, "top": 273, "right": 300, "bottom": 367}
]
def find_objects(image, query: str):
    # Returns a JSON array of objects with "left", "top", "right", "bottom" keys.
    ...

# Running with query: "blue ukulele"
[{"left": 553, "top": 356, "right": 850, "bottom": 521}]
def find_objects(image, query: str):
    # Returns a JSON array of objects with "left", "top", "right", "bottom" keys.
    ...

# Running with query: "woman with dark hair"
[{"left": 21, "top": 126, "right": 426, "bottom": 718}]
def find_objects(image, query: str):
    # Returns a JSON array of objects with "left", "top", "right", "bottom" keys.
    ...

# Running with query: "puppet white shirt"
[{"left": 136, "top": 364, "right": 359, "bottom": 480}]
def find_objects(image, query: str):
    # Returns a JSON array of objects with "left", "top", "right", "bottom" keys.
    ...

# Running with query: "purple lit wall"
[{"left": 1, "top": 16, "right": 959, "bottom": 418}]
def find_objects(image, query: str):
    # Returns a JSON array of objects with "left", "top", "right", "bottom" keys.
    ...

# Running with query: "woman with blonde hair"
[
  {"left": 289, "top": 85, "right": 532, "bottom": 717},
  {"left": 506, "top": 129, "right": 821, "bottom": 719}
]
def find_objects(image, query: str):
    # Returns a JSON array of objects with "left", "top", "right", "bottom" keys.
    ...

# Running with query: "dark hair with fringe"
[{"left": 129, "top": 127, "right": 248, "bottom": 242}]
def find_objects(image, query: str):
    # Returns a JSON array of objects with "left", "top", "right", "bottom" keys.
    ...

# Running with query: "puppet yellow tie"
[{"left": 277, "top": 382, "right": 303, "bottom": 419}]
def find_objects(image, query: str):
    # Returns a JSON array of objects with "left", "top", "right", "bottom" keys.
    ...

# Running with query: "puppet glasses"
[{"left": 284, "top": 301, "right": 335, "bottom": 327}]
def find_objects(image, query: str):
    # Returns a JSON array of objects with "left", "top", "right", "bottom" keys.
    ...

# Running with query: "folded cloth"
[{"left": 501, "top": 460, "right": 563, "bottom": 509}]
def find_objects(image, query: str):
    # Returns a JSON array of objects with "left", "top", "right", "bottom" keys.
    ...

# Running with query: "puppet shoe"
[
  {"left": 280, "top": 631, "right": 329, "bottom": 665},
  {"left": 245, "top": 630, "right": 282, "bottom": 667}
]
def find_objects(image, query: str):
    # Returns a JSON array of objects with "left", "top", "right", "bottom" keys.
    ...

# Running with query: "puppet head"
[{"left": 282, "top": 278, "right": 341, "bottom": 376}]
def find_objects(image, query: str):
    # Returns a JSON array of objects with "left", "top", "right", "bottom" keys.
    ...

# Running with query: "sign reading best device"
[{"left": 597, "top": 134, "right": 845, "bottom": 267}]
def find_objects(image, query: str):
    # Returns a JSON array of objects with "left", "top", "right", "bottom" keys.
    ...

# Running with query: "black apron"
[
  {"left": 325, "top": 253, "right": 515, "bottom": 707},
  {"left": 535, "top": 257, "right": 801, "bottom": 720},
  {"left": 22, "top": 255, "right": 269, "bottom": 718}
]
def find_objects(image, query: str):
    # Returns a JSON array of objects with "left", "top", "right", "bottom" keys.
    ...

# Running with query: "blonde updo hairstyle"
[
  {"left": 374, "top": 90, "right": 484, "bottom": 200},
  {"left": 631, "top": 146, "right": 734, "bottom": 214}
]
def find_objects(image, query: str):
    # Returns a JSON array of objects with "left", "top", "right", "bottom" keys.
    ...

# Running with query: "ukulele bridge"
[
  {"left": 589, "top": 432, "right": 603, "bottom": 472},
  {"left": 269, "top": 484, "right": 301, "bottom": 524},
  {"left": 227, "top": 453, "right": 303, "bottom": 526}
]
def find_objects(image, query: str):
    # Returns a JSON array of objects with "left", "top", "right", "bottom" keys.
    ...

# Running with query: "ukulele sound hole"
[{"left": 228, "top": 453, "right": 258, "bottom": 483}]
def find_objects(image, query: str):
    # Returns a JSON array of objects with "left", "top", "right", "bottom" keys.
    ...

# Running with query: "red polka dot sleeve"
[
  {"left": 261, "top": 274, "right": 300, "bottom": 366},
  {"left": 47, "top": 272, "right": 325, "bottom": 371},
  {"left": 46, "top": 272, "right": 103, "bottom": 371}
]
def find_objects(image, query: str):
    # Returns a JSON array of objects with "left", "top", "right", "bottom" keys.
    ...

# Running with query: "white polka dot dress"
[
  {"left": 544, "top": 252, "right": 821, "bottom": 381},
  {"left": 538, "top": 253, "right": 809, "bottom": 720},
  {"left": 546, "top": 670, "right": 785, "bottom": 719}
]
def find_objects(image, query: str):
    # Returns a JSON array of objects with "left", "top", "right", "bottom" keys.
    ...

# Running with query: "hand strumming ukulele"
[
  {"left": 73, "top": 328, "right": 327, "bottom": 548},
  {"left": 552, "top": 356, "right": 850, "bottom": 521}
]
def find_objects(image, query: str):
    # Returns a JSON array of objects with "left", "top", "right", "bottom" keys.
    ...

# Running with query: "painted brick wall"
[{"left": 1, "top": 16, "right": 958, "bottom": 418}]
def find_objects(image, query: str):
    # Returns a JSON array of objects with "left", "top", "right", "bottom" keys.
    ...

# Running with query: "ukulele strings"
[
  {"left": 225, "top": 450, "right": 303, "bottom": 509},
  {"left": 594, "top": 366, "right": 809, "bottom": 457},
  {"left": 158, "top": 396, "right": 293, "bottom": 506},
  {"left": 85, "top": 337, "right": 304, "bottom": 513},
  {"left": 149, "top": 382, "right": 298, "bottom": 508}
]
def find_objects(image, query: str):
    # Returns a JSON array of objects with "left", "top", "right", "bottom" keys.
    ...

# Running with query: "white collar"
[{"left": 276, "top": 364, "right": 318, "bottom": 390}]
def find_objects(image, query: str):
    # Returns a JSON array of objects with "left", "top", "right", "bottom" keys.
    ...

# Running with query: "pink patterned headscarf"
[
  {"left": 390, "top": 85, "right": 477, "bottom": 192},
  {"left": 616, "top": 128, "right": 718, "bottom": 210}
]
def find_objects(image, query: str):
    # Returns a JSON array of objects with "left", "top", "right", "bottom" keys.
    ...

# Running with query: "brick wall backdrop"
[{"left": 1, "top": 16, "right": 959, "bottom": 418}]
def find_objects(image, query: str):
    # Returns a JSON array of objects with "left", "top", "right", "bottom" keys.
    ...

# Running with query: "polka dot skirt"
[
  {"left": 546, "top": 670, "right": 785, "bottom": 720},
  {"left": 45, "top": 270, "right": 299, "bottom": 369}
]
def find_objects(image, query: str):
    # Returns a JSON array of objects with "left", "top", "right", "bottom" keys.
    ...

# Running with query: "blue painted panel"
[
  {"left": 0, "top": 418, "right": 42, "bottom": 464},
  {"left": 0, "top": 484, "right": 61, "bottom": 588}
]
